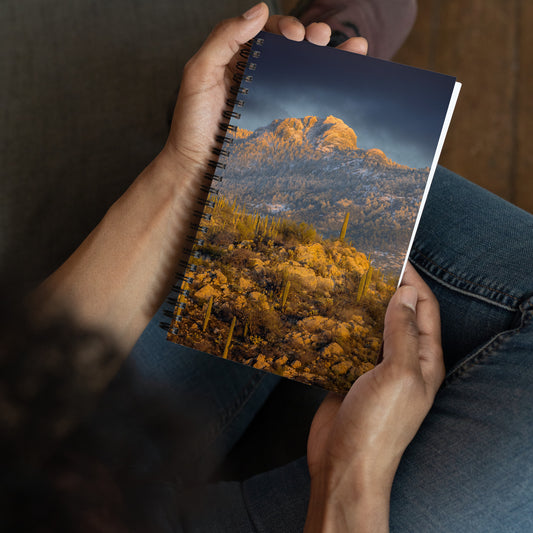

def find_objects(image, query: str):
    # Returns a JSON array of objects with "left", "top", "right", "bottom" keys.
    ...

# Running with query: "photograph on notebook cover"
[{"left": 168, "top": 31, "right": 456, "bottom": 392}]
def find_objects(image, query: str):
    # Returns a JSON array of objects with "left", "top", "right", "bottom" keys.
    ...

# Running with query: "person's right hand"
[
  {"left": 161, "top": 2, "right": 367, "bottom": 183},
  {"left": 305, "top": 263, "right": 444, "bottom": 532}
]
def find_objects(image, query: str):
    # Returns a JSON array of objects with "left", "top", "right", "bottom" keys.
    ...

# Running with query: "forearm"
[
  {"left": 305, "top": 467, "right": 391, "bottom": 533},
  {"left": 32, "top": 4, "right": 317, "bottom": 358},
  {"left": 36, "top": 149, "right": 198, "bottom": 355}
]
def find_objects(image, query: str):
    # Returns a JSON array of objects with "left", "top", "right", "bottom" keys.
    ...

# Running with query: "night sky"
[{"left": 236, "top": 31, "right": 457, "bottom": 169}]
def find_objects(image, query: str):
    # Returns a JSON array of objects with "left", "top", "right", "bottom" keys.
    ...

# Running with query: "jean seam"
[
  {"left": 203, "top": 372, "right": 270, "bottom": 448},
  {"left": 241, "top": 481, "right": 260, "bottom": 533},
  {"left": 442, "top": 305, "right": 533, "bottom": 387},
  {"left": 411, "top": 246, "right": 520, "bottom": 311}
]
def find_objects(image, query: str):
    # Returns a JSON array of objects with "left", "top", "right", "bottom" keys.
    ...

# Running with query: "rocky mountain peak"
[{"left": 248, "top": 115, "right": 358, "bottom": 153}]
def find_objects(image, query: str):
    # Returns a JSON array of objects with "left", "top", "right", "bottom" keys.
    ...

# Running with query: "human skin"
[
  {"left": 35, "top": 3, "right": 443, "bottom": 530},
  {"left": 305, "top": 264, "right": 444, "bottom": 532}
]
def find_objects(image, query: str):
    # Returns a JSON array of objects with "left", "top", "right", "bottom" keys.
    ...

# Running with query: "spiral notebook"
[{"left": 162, "top": 31, "right": 461, "bottom": 393}]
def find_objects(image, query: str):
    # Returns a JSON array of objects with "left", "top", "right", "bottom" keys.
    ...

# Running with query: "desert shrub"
[
  {"left": 202, "top": 244, "right": 225, "bottom": 259},
  {"left": 210, "top": 229, "right": 235, "bottom": 246},
  {"left": 224, "top": 247, "right": 254, "bottom": 269},
  {"left": 217, "top": 262, "right": 236, "bottom": 284},
  {"left": 245, "top": 305, "right": 282, "bottom": 342},
  {"left": 278, "top": 220, "right": 318, "bottom": 244},
  {"left": 364, "top": 294, "right": 389, "bottom": 333},
  {"left": 251, "top": 267, "right": 284, "bottom": 292},
  {"left": 235, "top": 220, "right": 256, "bottom": 241}
]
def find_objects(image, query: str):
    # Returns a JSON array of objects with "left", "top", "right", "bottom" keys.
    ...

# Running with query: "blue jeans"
[{"left": 127, "top": 166, "right": 533, "bottom": 531}]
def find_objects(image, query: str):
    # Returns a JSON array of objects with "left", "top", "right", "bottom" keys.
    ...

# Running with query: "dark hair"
[{"left": 0, "top": 290, "right": 202, "bottom": 532}]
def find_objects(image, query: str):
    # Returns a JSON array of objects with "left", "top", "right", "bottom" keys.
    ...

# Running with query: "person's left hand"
[{"left": 305, "top": 263, "right": 445, "bottom": 532}]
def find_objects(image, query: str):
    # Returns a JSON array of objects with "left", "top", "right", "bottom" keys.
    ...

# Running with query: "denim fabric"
[
  {"left": 389, "top": 167, "right": 533, "bottom": 531},
  {"left": 127, "top": 305, "right": 280, "bottom": 483},
  {"left": 126, "top": 166, "right": 533, "bottom": 531}
]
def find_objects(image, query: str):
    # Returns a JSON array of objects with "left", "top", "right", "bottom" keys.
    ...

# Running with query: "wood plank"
[
  {"left": 515, "top": 0, "right": 533, "bottom": 213},
  {"left": 430, "top": 0, "right": 517, "bottom": 201},
  {"left": 394, "top": 0, "right": 436, "bottom": 69}
]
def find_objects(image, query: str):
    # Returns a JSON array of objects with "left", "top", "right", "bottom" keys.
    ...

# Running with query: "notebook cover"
[{"left": 166, "top": 31, "right": 460, "bottom": 393}]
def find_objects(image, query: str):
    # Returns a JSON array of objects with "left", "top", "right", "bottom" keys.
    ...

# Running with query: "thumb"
[
  {"left": 382, "top": 285, "right": 420, "bottom": 370},
  {"left": 189, "top": 2, "right": 269, "bottom": 77}
]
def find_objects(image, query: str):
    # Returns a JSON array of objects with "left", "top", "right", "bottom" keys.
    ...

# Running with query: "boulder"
[
  {"left": 294, "top": 243, "right": 328, "bottom": 269},
  {"left": 253, "top": 354, "right": 270, "bottom": 370},
  {"left": 316, "top": 276, "right": 335, "bottom": 293},
  {"left": 277, "top": 263, "right": 317, "bottom": 291},
  {"left": 249, "top": 291, "right": 269, "bottom": 310},
  {"left": 248, "top": 258, "right": 264, "bottom": 269},
  {"left": 249, "top": 291, "right": 266, "bottom": 302},
  {"left": 213, "top": 269, "right": 228, "bottom": 285},
  {"left": 331, "top": 361, "right": 352, "bottom": 375},
  {"left": 332, "top": 323, "right": 351, "bottom": 341},
  {"left": 298, "top": 316, "right": 335, "bottom": 333},
  {"left": 248, "top": 257, "right": 266, "bottom": 275},
  {"left": 237, "top": 277, "right": 253, "bottom": 291},
  {"left": 276, "top": 355, "right": 288, "bottom": 366},
  {"left": 194, "top": 285, "right": 221, "bottom": 304},
  {"left": 342, "top": 254, "right": 368, "bottom": 275},
  {"left": 323, "top": 342, "right": 344, "bottom": 357}
]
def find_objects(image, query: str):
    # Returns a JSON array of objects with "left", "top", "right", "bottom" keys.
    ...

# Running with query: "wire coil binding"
[{"left": 162, "top": 36, "right": 263, "bottom": 335}]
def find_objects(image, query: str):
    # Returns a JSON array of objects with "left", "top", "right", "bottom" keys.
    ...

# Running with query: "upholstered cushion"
[{"left": 1, "top": 0, "right": 264, "bottom": 285}]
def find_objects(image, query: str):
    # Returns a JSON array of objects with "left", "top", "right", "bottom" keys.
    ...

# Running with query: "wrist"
[{"left": 305, "top": 462, "right": 392, "bottom": 533}]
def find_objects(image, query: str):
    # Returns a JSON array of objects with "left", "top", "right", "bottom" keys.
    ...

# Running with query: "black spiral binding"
[{"left": 160, "top": 36, "right": 264, "bottom": 335}]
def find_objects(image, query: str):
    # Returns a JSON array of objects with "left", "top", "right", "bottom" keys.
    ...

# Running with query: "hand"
[
  {"left": 162, "top": 2, "right": 367, "bottom": 179},
  {"left": 305, "top": 263, "right": 444, "bottom": 533}
]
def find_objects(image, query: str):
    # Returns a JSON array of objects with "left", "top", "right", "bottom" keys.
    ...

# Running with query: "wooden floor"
[{"left": 282, "top": 0, "right": 533, "bottom": 213}]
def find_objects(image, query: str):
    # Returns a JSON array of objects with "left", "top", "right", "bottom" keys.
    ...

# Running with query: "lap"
[
  {"left": 388, "top": 167, "right": 533, "bottom": 530},
  {"left": 121, "top": 166, "right": 533, "bottom": 531}
]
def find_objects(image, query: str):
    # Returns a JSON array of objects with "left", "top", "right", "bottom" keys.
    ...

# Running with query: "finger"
[
  {"left": 188, "top": 2, "right": 269, "bottom": 78},
  {"left": 336, "top": 36, "right": 368, "bottom": 55},
  {"left": 401, "top": 263, "right": 440, "bottom": 338},
  {"left": 304, "top": 22, "right": 332, "bottom": 46},
  {"left": 401, "top": 263, "right": 444, "bottom": 391},
  {"left": 279, "top": 16, "right": 306, "bottom": 41},
  {"left": 265, "top": 15, "right": 306, "bottom": 41},
  {"left": 382, "top": 284, "right": 420, "bottom": 371}
]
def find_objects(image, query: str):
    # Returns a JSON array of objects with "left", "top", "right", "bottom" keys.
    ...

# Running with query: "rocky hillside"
[
  {"left": 169, "top": 197, "right": 396, "bottom": 393},
  {"left": 221, "top": 116, "right": 428, "bottom": 273}
]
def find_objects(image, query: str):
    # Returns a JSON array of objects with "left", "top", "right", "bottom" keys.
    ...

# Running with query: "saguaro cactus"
[
  {"left": 222, "top": 316, "right": 237, "bottom": 359},
  {"left": 339, "top": 211, "right": 350, "bottom": 242},
  {"left": 364, "top": 266, "right": 374, "bottom": 295},
  {"left": 357, "top": 266, "right": 374, "bottom": 303},
  {"left": 280, "top": 280, "right": 291, "bottom": 310},
  {"left": 356, "top": 275, "right": 365, "bottom": 303},
  {"left": 202, "top": 296, "right": 214, "bottom": 332}
]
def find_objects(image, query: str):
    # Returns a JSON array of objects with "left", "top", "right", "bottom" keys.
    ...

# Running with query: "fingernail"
[
  {"left": 243, "top": 2, "right": 263, "bottom": 20},
  {"left": 400, "top": 286, "right": 418, "bottom": 314}
]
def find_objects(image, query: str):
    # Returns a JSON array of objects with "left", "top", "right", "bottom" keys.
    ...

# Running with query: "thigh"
[
  {"left": 411, "top": 166, "right": 533, "bottom": 370},
  {"left": 114, "top": 303, "right": 280, "bottom": 482},
  {"left": 389, "top": 167, "right": 533, "bottom": 531},
  {"left": 390, "top": 297, "right": 533, "bottom": 532}
]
